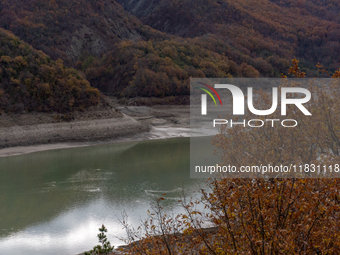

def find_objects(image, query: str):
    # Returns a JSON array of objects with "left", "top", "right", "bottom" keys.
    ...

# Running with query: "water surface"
[{"left": 0, "top": 138, "right": 204, "bottom": 255}]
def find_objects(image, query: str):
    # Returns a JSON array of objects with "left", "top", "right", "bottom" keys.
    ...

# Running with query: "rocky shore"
[
  {"left": 0, "top": 113, "right": 148, "bottom": 148},
  {"left": 0, "top": 103, "right": 190, "bottom": 157}
]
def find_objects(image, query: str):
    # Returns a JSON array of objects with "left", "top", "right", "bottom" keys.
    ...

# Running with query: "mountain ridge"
[{"left": 1, "top": 0, "right": 339, "bottom": 113}]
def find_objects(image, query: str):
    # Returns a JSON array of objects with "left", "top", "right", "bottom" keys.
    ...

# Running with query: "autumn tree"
[
  {"left": 0, "top": 28, "right": 100, "bottom": 113},
  {"left": 121, "top": 60, "right": 340, "bottom": 254}
]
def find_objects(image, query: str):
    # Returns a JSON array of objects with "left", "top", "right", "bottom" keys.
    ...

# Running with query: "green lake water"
[{"left": 0, "top": 137, "right": 205, "bottom": 255}]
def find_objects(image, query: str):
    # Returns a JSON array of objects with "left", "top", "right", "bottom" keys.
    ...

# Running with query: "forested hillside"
[
  {"left": 0, "top": 0, "right": 339, "bottom": 110},
  {"left": 0, "top": 28, "right": 100, "bottom": 113},
  {"left": 0, "top": 0, "right": 150, "bottom": 65},
  {"left": 85, "top": 39, "right": 262, "bottom": 98},
  {"left": 116, "top": 0, "right": 340, "bottom": 75}
]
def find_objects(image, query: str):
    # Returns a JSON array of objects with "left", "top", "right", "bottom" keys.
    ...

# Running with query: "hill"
[
  {"left": 1, "top": 0, "right": 340, "bottom": 105},
  {"left": 116, "top": 0, "right": 340, "bottom": 75},
  {"left": 0, "top": 28, "right": 100, "bottom": 113},
  {"left": 84, "top": 38, "right": 259, "bottom": 99},
  {"left": 0, "top": 0, "right": 153, "bottom": 65}
]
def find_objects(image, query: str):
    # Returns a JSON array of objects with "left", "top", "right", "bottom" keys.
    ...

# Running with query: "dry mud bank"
[
  {"left": 0, "top": 114, "right": 148, "bottom": 153},
  {"left": 0, "top": 105, "right": 190, "bottom": 157}
]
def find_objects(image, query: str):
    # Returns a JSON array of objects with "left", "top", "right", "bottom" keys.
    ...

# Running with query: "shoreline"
[
  {"left": 0, "top": 105, "right": 191, "bottom": 158},
  {"left": 0, "top": 126, "right": 191, "bottom": 158}
]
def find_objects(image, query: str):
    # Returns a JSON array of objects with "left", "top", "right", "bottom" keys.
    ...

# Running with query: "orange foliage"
[
  {"left": 121, "top": 61, "right": 340, "bottom": 254},
  {"left": 288, "top": 59, "right": 306, "bottom": 78},
  {"left": 0, "top": 28, "right": 100, "bottom": 113}
]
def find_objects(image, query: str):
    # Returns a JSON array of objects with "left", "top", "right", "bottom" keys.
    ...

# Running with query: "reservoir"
[{"left": 0, "top": 137, "right": 204, "bottom": 255}]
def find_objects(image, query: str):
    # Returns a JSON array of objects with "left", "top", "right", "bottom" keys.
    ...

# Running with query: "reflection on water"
[{"left": 0, "top": 138, "right": 204, "bottom": 255}]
